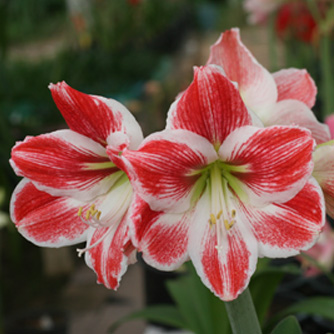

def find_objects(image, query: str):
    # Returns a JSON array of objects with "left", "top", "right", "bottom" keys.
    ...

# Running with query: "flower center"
[
  {"left": 191, "top": 160, "right": 248, "bottom": 252},
  {"left": 209, "top": 163, "right": 239, "bottom": 251},
  {"left": 75, "top": 172, "right": 132, "bottom": 257}
]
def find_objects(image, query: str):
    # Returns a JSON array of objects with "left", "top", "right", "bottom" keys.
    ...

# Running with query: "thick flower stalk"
[
  {"left": 10, "top": 82, "right": 143, "bottom": 289},
  {"left": 207, "top": 28, "right": 330, "bottom": 145},
  {"left": 114, "top": 65, "right": 325, "bottom": 301}
]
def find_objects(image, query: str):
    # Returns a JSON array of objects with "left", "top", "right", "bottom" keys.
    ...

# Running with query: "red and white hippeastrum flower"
[
  {"left": 312, "top": 115, "right": 334, "bottom": 218},
  {"left": 244, "top": 0, "right": 283, "bottom": 24},
  {"left": 207, "top": 28, "right": 330, "bottom": 145},
  {"left": 10, "top": 82, "right": 143, "bottom": 289},
  {"left": 113, "top": 65, "right": 325, "bottom": 301}
]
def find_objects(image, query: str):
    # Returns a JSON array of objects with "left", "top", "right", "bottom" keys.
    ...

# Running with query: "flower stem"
[
  {"left": 225, "top": 288, "right": 262, "bottom": 334},
  {"left": 268, "top": 13, "right": 278, "bottom": 71}
]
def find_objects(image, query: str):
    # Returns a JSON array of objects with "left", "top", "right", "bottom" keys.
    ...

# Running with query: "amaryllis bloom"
[
  {"left": 244, "top": 0, "right": 284, "bottom": 24},
  {"left": 10, "top": 82, "right": 143, "bottom": 289},
  {"left": 325, "top": 114, "right": 334, "bottom": 138},
  {"left": 113, "top": 65, "right": 325, "bottom": 301},
  {"left": 301, "top": 115, "right": 334, "bottom": 275},
  {"left": 207, "top": 28, "right": 330, "bottom": 145},
  {"left": 311, "top": 115, "right": 334, "bottom": 218},
  {"left": 276, "top": 2, "right": 317, "bottom": 43},
  {"left": 128, "top": 0, "right": 141, "bottom": 5},
  {"left": 299, "top": 221, "right": 334, "bottom": 276}
]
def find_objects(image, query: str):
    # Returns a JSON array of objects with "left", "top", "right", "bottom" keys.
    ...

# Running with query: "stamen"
[
  {"left": 209, "top": 163, "right": 238, "bottom": 252},
  {"left": 224, "top": 219, "right": 235, "bottom": 231},
  {"left": 210, "top": 213, "right": 217, "bottom": 226},
  {"left": 76, "top": 227, "right": 112, "bottom": 257},
  {"left": 78, "top": 204, "right": 103, "bottom": 228}
]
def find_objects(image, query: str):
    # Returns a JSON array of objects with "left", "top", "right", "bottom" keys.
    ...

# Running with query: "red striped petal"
[
  {"left": 273, "top": 68, "right": 317, "bottom": 108},
  {"left": 207, "top": 28, "right": 277, "bottom": 113},
  {"left": 239, "top": 178, "right": 325, "bottom": 257},
  {"left": 188, "top": 189, "right": 258, "bottom": 301},
  {"left": 129, "top": 196, "right": 190, "bottom": 270},
  {"left": 167, "top": 65, "right": 252, "bottom": 146},
  {"left": 11, "top": 130, "right": 121, "bottom": 201},
  {"left": 260, "top": 100, "right": 330, "bottom": 145},
  {"left": 85, "top": 217, "right": 134, "bottom": 290},
  {"left": 121, "top": 129, "right": 218, "bottom": 212},
  {"left": 10, "top": 179, "right": 89, "bottom": 247},
  {"left": 220, "top": 126, "right": 314, "bottom": 205},
  {"left": 313, "top": 143, "right": 334, "bottom": 218},
  {"left": 49, "top": 81, "right": 143, "bottom": 148}
]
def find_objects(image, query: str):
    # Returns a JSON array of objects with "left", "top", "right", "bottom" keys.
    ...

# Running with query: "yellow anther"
[
  {"left": 83, "top": 204, "right": 101, "bottom": 220},
  {"left": 209, "top": 213, "right": 217, "bottom": 226},
  {"left": 96, "top": 211, "right": 102, "bottom": 220},
  {"left": 231, "top": 209, "right": 236, "bottom": 218},
  {"left": 217, "top": 210, "right": 223, "bottom": 219},
  {"left": 224, "top": 219, "right": 235, "bottom": 231},
  {"left": 90, "top": 208, "right": 98, "bottom": 216},
  {"left": 78, "top": 207, "right": 83, "bottom": 217}
]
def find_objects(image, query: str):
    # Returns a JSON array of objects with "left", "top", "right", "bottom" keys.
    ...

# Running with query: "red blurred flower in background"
[{"left": 275, "top": 1, "right": 317, "bottom": 43}]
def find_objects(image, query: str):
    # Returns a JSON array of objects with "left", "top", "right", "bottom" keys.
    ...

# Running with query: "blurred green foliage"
[{"left": 6, "top": 0, "right": 66, "bottom": 43}]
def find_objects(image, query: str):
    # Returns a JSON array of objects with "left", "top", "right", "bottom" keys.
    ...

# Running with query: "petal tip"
[{"left": 48, "top": 81, "right": 68, "bottom": 92}]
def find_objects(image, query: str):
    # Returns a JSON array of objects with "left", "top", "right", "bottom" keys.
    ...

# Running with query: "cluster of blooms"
[
  {"left": 10, "top": 28, "right": 334, "bottom": 301},
  {"left": 244, "top": 0, "right": 330, "bottom": 43}
]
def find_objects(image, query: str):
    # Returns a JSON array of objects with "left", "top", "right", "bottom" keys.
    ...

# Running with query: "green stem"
[
  {"left": 268, "top": 13, "right": 278, "bottom": 71},
  {"left": 319, "top": 34, "right": 334, "bottom": 118},
  {"left": 225, "top": 288, "right": 262, "bottom": 334}
]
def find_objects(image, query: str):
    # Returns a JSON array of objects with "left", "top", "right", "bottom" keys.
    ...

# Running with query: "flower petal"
[
  {"left": 84, "top": 216, "right": 135, "bottom": 290},
  {"left": 313, "top": 143, "right": 334, "bottom": 218},
  {"left": 188, "top": 188, "right": 258, "bottom": 301},
  {"left": 119, "top": 129, "right": 218, "bottom": 213},
  {"left": 49, "top": 81, "right": 143, "bottom": 148},
  {"left": 207, "top": 28, "right": 278, "bottom": 113},
  {"left": 273, "top": 68, "right": 317, "bottom": 108},
  {"left": 219, "top": 125, "right": 314, "bottom": 206},
  {"left": 10, "top": 179, "right": 89, "bottom": 247},
  {"left": 166, "top": 65, "right": 252, "bottom": 146},
  {"left": 239, "top": 178, "right": 325, "bottom": 258},
  {"left": 258, "top": 99, "right": 330, "bottom": 145},
  {"left": 129, "top": 196, "right": 190, "bottom": 270},
  {"left": 11, "top": 130, "right": 122, "bottom": 201}
]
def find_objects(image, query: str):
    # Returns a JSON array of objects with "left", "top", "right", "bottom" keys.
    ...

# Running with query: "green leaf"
[
  {"left": 270, "top": 316, "right": 302, "bottom": 334},
  {"left": 266, "top": 297, "right": 334, "bottom": 332},
  {"left": 166, "top": 264, "right": 230, "bottom": 334},
  {"left": 250, "top": 261, "right": 301, "bottom": 325},
  {"left": 108, "top": 305, "right": 188, "bottom": 333}
]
